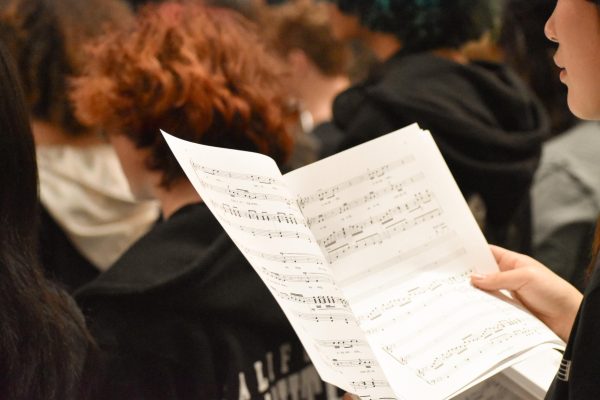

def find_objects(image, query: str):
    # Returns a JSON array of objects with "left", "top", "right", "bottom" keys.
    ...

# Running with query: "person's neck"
[
  {"left": 32, "top": 119, "right": 105, "bottom": 147},
  {"left": 362, "top": 31, "right": 402, "bottom": 62},
  {"left": 431, "top": 48, "right": 470, "bottom": 65},
  {"left": 295, "top": 72, "right": 349, "bottom": 125},
  {"left": 155, "top": 179, "right": 202, "bottom": 220}
]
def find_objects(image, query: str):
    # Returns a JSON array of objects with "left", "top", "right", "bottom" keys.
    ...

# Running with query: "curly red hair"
[{"left": 71, "top": 1, "right": 294, "bottom": 187}]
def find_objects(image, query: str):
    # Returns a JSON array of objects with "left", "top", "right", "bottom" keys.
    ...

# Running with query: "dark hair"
[
  {"left": 0, "top": 42, "right": 92, "bottom": 400},
  {"left": 263, "top": 1, "right": 351, "bottom": 76},
  {"left": 499, "top": 0, "right": 576, "bottom": 136},
  {"left": 329, "top": 0, "right": 499, "bottom": 52},
  {"left": 72, "top": 2, "right": 295, "bottom": 188},
  {"left": 582, "top": 0, "right": 600, "bottom": 279},
  {"left": 0, "top": 0, "right": 132, "bottom": 136}
]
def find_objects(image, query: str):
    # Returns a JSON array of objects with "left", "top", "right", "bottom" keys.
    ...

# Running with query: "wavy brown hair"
[
  {"left": 262, "top": 0, "right": 351, "bottom": 77},
  {"left": 72, "top": 1, "right": 294, "bottom": 188},
  {"left": 0, "top": 0, "right": 132, "bottom": 137}
]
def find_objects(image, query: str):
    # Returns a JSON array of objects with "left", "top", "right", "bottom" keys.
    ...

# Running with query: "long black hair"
[
  {"left": 585, "top": 1, "right": 600, "bottom": 278},
  {"left": 499, "top": 0, "right": 576, "bottom": 137},
  {"left": 0, "top": 41, "right": 93, "bottom": 400}
]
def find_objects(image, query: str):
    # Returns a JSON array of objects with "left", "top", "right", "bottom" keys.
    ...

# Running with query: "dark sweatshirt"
[
  {"left": 75, "top": 203, "right": 329, "bottom": 400},
  {"left": 315, "top": 51, "right": 548, "bottom": 252},
  {"left": 546, "top": 256, "right": 600, "bottom": 399}
]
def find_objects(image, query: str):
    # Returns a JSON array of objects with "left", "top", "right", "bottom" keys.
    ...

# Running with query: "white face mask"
[{"left": 37, "top": 144, "right": 159, "bottom": 271}]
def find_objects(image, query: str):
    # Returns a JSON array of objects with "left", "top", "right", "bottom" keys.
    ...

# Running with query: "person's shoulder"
[{"left": 74, "top": 203, "right": 234, "bottom": 299}]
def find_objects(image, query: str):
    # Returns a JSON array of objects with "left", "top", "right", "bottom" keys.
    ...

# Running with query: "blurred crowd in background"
[{"left": 0, "top": 0, "right": 598, "bottom": 399}]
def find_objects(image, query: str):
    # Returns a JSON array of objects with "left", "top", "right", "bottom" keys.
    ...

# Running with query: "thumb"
[{"left": 471, "top": 269, "right": 530, "bottom": 292}]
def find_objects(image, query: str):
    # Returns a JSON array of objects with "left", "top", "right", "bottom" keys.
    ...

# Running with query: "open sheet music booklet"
[{"left": 163, "top": 124, "right": 564, "bottom": 400}]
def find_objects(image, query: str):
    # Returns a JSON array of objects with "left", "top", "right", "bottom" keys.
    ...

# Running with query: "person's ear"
[{"left": 287, "top": 48, "right": 311, "bottom": 74}]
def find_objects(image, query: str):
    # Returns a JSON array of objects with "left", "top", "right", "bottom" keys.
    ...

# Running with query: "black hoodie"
[
  {"left": 314, "top": 51, "right": 549, "bottom": 252},
  {"left": 75, "top": 203, "right": 329, "bottom": 400},
  {"left": 546, "top": 256, "right": 600, "bottom": 400}
]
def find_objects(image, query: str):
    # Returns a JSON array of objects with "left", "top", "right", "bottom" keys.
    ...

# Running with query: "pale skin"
[
  {"left": 472, "top": 0, "right": 600, "bottom": 343},
  {"left": 472, "top": 246, "right": 583, "bottom": 342},
  {"left": 284, "top": 48, "right": 349, "bottom": 125}
]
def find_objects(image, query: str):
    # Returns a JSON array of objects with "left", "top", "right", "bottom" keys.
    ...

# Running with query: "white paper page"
[
  {"left": 453, "top": 372, "right": 536, "bottom": 400},
  {"left": 453, "top": 346, "right": 561, "bottom": 400},
  {"left": 502, "top": 347, "right": 562, "bottom": 399},
  {"left": 283, "top": 125, "right": 563, "bottom": 400},
  {"left": 162, "top": 132, "right": 397, "bottom": 399}
]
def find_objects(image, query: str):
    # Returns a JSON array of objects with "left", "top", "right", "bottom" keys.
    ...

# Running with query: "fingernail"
[{"left": 471, "top": 273, "right": 487, "bottom": 280}]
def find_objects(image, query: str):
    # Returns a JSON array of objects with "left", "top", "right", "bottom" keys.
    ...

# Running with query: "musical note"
[
  {"left": 270, "top": 288, "right": 350, "bottom": 310},
  {"left": 297, "top": 156, "right": 417, "bottom": 207},
  {"left": 305, "top": 181, "right": 430, "bottom": 227},
  {"left": 315, "top": 339, "right": 369, "bottom": 349},
  {"left": 350, "top": 379, "right": 390, "bottom": 391},
  {"left": 338, "top": 231, "right": 459, "bottom": 287},
  {"left": 332, "top": 358, "right": 376, "bottom": 368},
  {"left": 318, "top": 208, "right": 445, "bottom": 263},
  {"left": 229, "top": 222, "right": 313, "bottom": 242},
  {"left": 351, "top": 246, "right": 468, "bottom": 303},
  {"left": 211, "top": 201, "right": 306, "bottom": 227},
  {"left": 259, "top": 268, "right": 335, "bottom": 285},
  {"left": 195, "top": 179, "right": 296, "bottom": 206},
  {"left": 164, "top": 125, "right": 563, "bottom": 400},
  {"left": 192, "top": 162, "right": 282, "bottom": 186},
  {"left": 297, "top": 312, "right": 354, "bottom": 324},
  {"left": 242, "top": 247, "right": 324, "bottom": 265},
  {"left": 362, "top": 271, "right": 472, "bottom": 323},
  {"left": 385, "top": 316, "right": 551, "bottom": 386}
]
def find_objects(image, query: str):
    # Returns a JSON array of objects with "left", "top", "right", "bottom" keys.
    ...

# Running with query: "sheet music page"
[
  {"left": 162, "top": 132, "right": 397, "bottom": 399},
  {"left": 283, "top": 124, "right": 563, "bottom": 400}
]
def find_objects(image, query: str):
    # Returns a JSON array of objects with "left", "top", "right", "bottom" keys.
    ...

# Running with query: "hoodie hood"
[
  {"left": 37, "top": 144, "right": 160, "bottom": 270},
  {"left": 334, "top": 51, "right": 548, "bottom": 225}
]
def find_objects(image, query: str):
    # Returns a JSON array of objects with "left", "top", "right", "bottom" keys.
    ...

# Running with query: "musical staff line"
[
  {"left": 306, "top": 179, "right": 428, "bottom": 227},
  {"left": 210, "top": 200, "right": 306, "bottom": 227},
  {"left": 339, "top": 231, "right": 459, "bottom": 287},
  {"left": 350, "top": 380, "right": 390, "bottom": 391},
  {"left": 296, "top": 311, "right": 354, "bottom": 324},
  {"left": 332, "top": 358, "right": 376, "bottom": 368},
  {"left": 243, "top": 247, "right": 324, "bottom": 265},
  {"left": 270, "top": 287, "right": 350, "bottom": 310},
  {"left": 319, "top": 208, "right": 445, "bottom": 263},
  {"left": 192, "top": 162, "right": 283, "bottom": 186},
  {"left": 218, "top": 214, "right": 313, "bottom": 242},
  {"left": 259, "top": 267, "right": 334, "bottom": 285},
  {"left": 386, "top": 316, "right": 550, "bottom": 386},
  {"left": 298, "top": 156, "right": 417, "bottom": 207},
  {"left": 352, "top": 246, "right": 467, "bottom": 303},
  {"left": 196, "top": 179, "right": 294, "bottom": 205},
  {"left": 315, "top": 339, "right": 369, "bottom": 349},
  {"left": 363, "top": 271, "right": 472, "bottom": 323}
]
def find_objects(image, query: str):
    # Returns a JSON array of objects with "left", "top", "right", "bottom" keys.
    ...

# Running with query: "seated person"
[
  {"left": 316, "top": 0, "right": 548, "bottom": 253},
  {"left": 0, "top": 42, "right": 92, "bottom": 400},
  {"left": 0, "top": 0, "right": 159, "bottom": 291},
  {"left": 261, "top": 0, "right": 351, "bottom": 169},
  {"left": 71, "top": 3, "right": 329, "bottom": 399}
]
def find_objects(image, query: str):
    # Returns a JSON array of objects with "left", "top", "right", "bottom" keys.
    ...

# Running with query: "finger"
[
  {"left": 489, "top": 245, "right": 524, "bottom": 272},
  {"left": 471, "top": 269, "right": 531, "bottom": 292}
]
